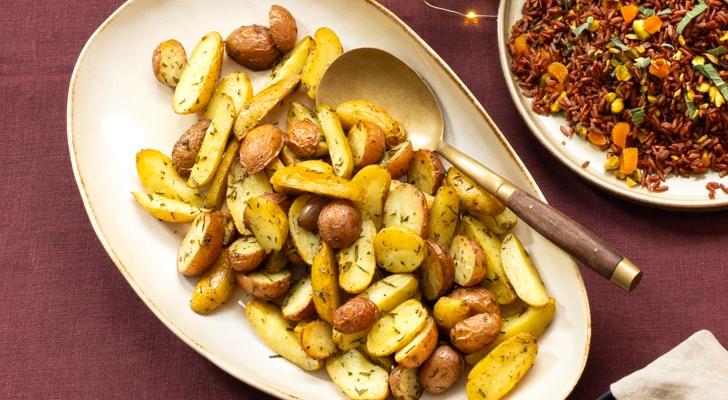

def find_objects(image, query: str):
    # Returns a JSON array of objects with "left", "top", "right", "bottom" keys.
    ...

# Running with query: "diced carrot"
[
  {"left": 547, "top": 62, "right": 569, "bottom": 84},
  {"left": 611, "top": 122, "right": 630, "bottom": 149},
  {"left": 514, "top": 34, "right": 530, "bottom": 57},
  {"left": 643, "top": 15, "right": 663, "bottom": 34},
  {"left": 620, "top": 147, "right": 639, "bottom": 175},
  {"left": 648, "top": 59, "right": 670, "bottom": 78},
  {"left": 588, "top": 131, "right": 608, "bottom": 146},
  {"left": 620, "top": 5, "right": 639, "bottom": 24}
]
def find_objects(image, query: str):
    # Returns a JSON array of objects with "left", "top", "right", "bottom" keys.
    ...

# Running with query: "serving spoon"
[{"left": 316, "top": 47, "right": 642, "bottom": 291}]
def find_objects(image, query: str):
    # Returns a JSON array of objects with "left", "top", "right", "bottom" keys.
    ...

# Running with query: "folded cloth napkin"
[{"left": 610, "top": 330, "right": 728, "bottom": 400}]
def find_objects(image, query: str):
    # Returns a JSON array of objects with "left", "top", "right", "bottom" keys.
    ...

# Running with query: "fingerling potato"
[
  {"left": 407, "top": 149, "right": 446, "bottom": 195},
  {"left": 203, "top": 72, "right": 254, "bottom": 119},
  {"left": 449, "top": 287, "right": 500, "bottom": 315},
  {"left": 225, "top": 25, "right": 280, "bottom": 71},
  {"left": 188, "top": 93, "right": 235, "bottom": 188},
  {"left": 173, "top": 31, "right": 223, "bottom": 114},
  {"left": 378, "top": 141, "right": 413, "bottom": 180},
  {"left": 450, "top": 312, "right": 503, "bottom": 354},
  {"left": 204, "top": 138, "right": 240, "bottom": 210},
  {"left": 433, "top": 296, "right": 471, "bottom": 333},
  {"left": 152, "top": 39, "right": 187, "bottom": 88},
  {"left": 226, "top": 165, "right": 273, "bottom": 236},
  {"left": 420, "top": 240, "right": 455, "bottom": 301},
  {"left": 382, "top": 182, "right": 428, "bottom": 238},
  {"left": 373, "top": 226, "right": 426, "bottom": 273},
  {"left": 366, "top": 299, "right": 428, "bottom": 356},
  {"left": 288, "top": 194, "right": 324, "bottom": 265},
  {"left": 239, "top": 123, "right": 285, "bottom": 175},
  {"left": 227, "top": 237, "right": 267, "bottom": 273},
  {"left": 394, "top": 315, "right": 438, "bottom": 368},
  {"left": 135, "top": 149, "right": 204, "bottom": 207},
  {"left": 131, "top": 191, "right": 205, "bottom": 222},
  {"left": 287, "top": 119, "right": 320, "bottom": 158},
  {"left": 237, "top": 269, "right": 292, "bottom": 299},
  {"left": 177, "top": 212, "right": 225, "bottom": 276},
  {"left": 389, "top": 365, "right": 423, "bottom": 400},
  {"left": 171, "top": 119, "right": 210, "bottom": 177},
  {"left": 447, "top": 167, "right": 505, "bottom": 216},
  {"left": 288, "top": 101, "right": 328, "bottom": 157},
  {"left": 419, "top": 345, "right": 465, "bottom": 395},
  {"left": 358, "top": 273, "right": 419, "bottom": 313},
  {"left": 333, "top": 297, "right": 380, "bottom": 335},
  {"left": 351, "top": 165, "right": 391, "bottom": 230},
  {"left": 190, "top": 252, "right": 236, "bottom": 314},
  {"left": 262, "top": 249, "right": 289, "bottom": 273},
  {"left": 348, "top": 121, "right": 386, "bottom": 169},
  {"left": 338, "top": 219, "right": 377, "bottom": 294},
  {"left": 316, "top": 104, "right": 354, "bottom": 179},
  {"left": 301, "top": 27, "right": 343, "bottom": 100},
  {"left": 311, "top": 242, "right": 342, "bottom": 324},
  {"left": 270, "top": 165, "right": 367, "bottom": 203},
  {"left": 336, "top": 100, "right": 407, "bottom": 149},
  {"left": 233, "top": 74, "right": 299, "bottom": 141},
  {"left": 263, "top": 36, "right": 312, "bottom": 90},
  {"left": 466, "top": 333, "right": 538, "bottom": 400},
  {"left": 501, "top": 233, "right": 549, "bottom": 307},
  {"left": 450, "top": 235, "right": 487, "bottom": 287},
  {"left": 326, "top": 349, "right": 390, "bottom": 400},
  {"left": 246, "top": 195, "right": 289, "bottom": 253},
  {"left": 282, "top": 275, "right": 316, "bottom": 321},
  {"left": 299, "top": 319, "right": 338, "bottom": 360},
  {"left": 471, "top": 207, "right": 519, "bottom": 235}
]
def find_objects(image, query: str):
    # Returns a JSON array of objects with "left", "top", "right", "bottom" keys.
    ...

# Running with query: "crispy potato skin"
[
  {"left": 171, "top": 119, "right": 211, "bottom": 176},
  {"left": 448, "top": 287, "right": 500, "bottom": 316},
  {"left": 332, "top": 297, "right": 379, "bottom": 334},
  {"left": 318, "top": 200, "right": 362, "bottom": 249},
  {"left": 269, "top": 5, "right": 297, "bottom": 52},
  {"left": 419, "top": 345, "right": 465, "bottom": 394},
  {"left": 236, "top": 270, "right": 292, "bottom": 299},
  {"left": 450, "top": 312, "right": 503, "bottom": 354},
  {"left": 297, "top": 195, "right": 330, "bottom": 232},
  {"left": 389, "top": 366, "right": 423, "bottom": 400},
  {"left": 239, "top": 124, "right": 285, "bottom": 174},
  {"left": 225, "top": 25, "right": 281, "bottom": 71},
  {"left": 287, "top": 119, "right": 321, "bottom": 157},
  {"left": 407, "top": 149, "right": 446, "bottom": 195}
]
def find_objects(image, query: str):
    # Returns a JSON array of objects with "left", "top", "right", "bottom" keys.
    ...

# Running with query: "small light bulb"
[{"left": 466, "top": 11, "right": 476, "bottom": 18}]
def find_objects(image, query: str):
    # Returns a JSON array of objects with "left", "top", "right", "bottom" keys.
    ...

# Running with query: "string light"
[{"left": 422, "top": 0, "right": 497, "bottom": 19}]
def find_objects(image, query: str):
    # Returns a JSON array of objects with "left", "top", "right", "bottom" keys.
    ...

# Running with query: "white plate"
[
  {"left": 67, "top": 0, "right": 590, "bottom": 398},
  {"left": 498, "top": 0, "right": 728, "bottom": 211}
]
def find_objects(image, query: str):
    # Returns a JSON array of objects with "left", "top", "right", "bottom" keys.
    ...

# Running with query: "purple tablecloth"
[{"left": 2, "top": 0, "right": 727, "bottom": 398}]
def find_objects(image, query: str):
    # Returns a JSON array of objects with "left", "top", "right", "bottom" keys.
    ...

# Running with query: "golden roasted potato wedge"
[
  {"left": 389, "top": 365, "right": 423, "bottom": 400},
  {"left": 135, "top": 149, "right": 204, "bottom": 207},
  {"left": 447, "top": 167, "right": 505, "bottom": 216},
  {"left": 244, "top": 193, "right": 293, "bottom": 229},
  {"left": 378, "top": 141, "right": 413, "bottom": 180},
  {"left": 433, "top": 296, "right": 471, "bottom": 333},
  {"left": 263, "top": 36, "right": 313, "bottom": 90},
  {"left": 265, "top": 157, "right": 286, "bottom": 180},
  {"left": 203, "top": 72, "right": 253, "bottom": 119},
  {"left": 466, "top": 333, "right": 538, "bottom": 400},
  {"left": 227, "top": 236, "right": 266, "bottom": 273},
  {"left": 348, "top": 121, "right": 386, "bottom": 169},
  {"left": 299, "top": 319, "right": 338, "bottom": 360},
  {"left": 212, "top": 211, "right": 236, "bottom": 246},
  {"left": 226, "top": 165, "right": 273, "bottom": 236},
  {"left": 373, "top": 226, "right": 426, "bottom": 273},
  {"left": 383, "top": 182, "right": 428, "bottom": 238},
  {"left": 172, "top": 31, "right": 223, "bottom": 114},
  {"left": 332, "top": 328, "right": 368, "bottom": 350},
  {"left": 450, "top": 235, "right": 487, "bottom": 287},
  {"left": 280, "top": 145, "right": 304, "bottom": 167},
  {"left": 262, "top": 249, "right": 289, "bottom": 273},
  {"left": 358, "top": 345, "right": 396, "bottom": 372},
  {"left": 465, "top": 298, "right": 555, "bottom": 364},
  {"left": 408, "top": 149, "right": 446, "bottom": 195},
  {"left": 426, "top": 186, "right": 459, "bottom": 248},
  {"left": 288, "top": 101, "right": 328, "bottom": 157},
  {"left": 358, "top": 273, "right": 420, "bottom": 313},
  {"left": 336, "top": 100, "right": 407, "bottom": 149},
  {"left": 246, "top": 196, "right": 289, "bottom": 253},
  {"left": 460, "top": 216, "right": 517, "bottom": 305},
  {"left": 245, "top": 299, "right": 324, "bottom": 370},
  {"left": 204, "top": 139, "right": 240, "bottom": 210},
  {"left": 288, "top": 194, "right": 324, "bottom": 265},
  {"left": 391, "top": 180, "right": 434, "bottom": 209},
  {"left": 152, "top": 39, "right": 187, "bottom": 88},
  {"left": 131, "top": 191, "right": 205, "bottom": 222},
  {"left": 316, "top": 104, "right": 354, "bottom": 179},
  {"left": 188, "top": 94, "right": 235, "bottom": 188},
  {"left": 501, "top": 233, "right": 549, "bottom": 307},
  {"left": 420, "top": 240, "right": 455, "bottom": 301},
  {"left": 367, "top": 299, "right": 428, "bottom": 356},
  {"left": 471, "top": 207, "right": 518, "bottom": 235},
  {"left": 239, "top": 123, "right": 285, "bottom": 175},
  {"left": 233, "top": 74, "right": 300, "bottom": 141},
  {"left": 338, "top": 219, "right": 377, "bottom": 293},
  {"left": 311, "top": 242, "right": 342, "bottom": 324},
  {"left": 394, "top": 315, "right": 438, "bottom": 368},
  {"left": 282, "top": 275, "right": 316, "bottom": 321},
  {"left": 190, "top": 252, "right": 236, "bottom": 314},
  {"left": 177, "top": 212, "right": 225, "bottom": 275},
  {"left": 326, "top": 349, "right": 390, "bottom": 400},
  {"left": 296, "top": 159, "right": 334, "bottom": 175},
  {"left": 270, "top": 165, "right": 366, "bottom": 203},
  {"left": 301, "top": 27, "right": 343, "bottom": 100},
  {"left": 351, "top": 165, "right": 391, "bottom": 230},
  {"left": 237, "top": 269, "right": 292, "bottom": 299}
]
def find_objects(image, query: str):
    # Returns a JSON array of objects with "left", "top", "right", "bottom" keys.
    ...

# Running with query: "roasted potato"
[
  {"left": 239, "top": 123, "right": 285, "bottom": 175},
  {"left": 301, "top": 27, "right": 343, "bottom": 100},
  {"left": 446, "top": 167, "right": 505, "bottom": 216},
  {"left": 263, "top": 36, "right": 313, "bottom": 90},
  {"left": 288, "top": 194, "right": 324, "bottom": 265},
  {"left": 501, "top": 233, "right": 549, "bottom": 307},
  {"left": 333, "top": 297, "right": 380, "bottom": 334},
  {"left": 203, "top": 72, "right": 254, "bottom": 119},
  {"left": 311, "top": 242, "right": 342, "bottom": 324},
  {"left": 394, "top": 316, "right": 438, "bottom": 368},
  {"left": 419, "top": 345, "right": 465, "bottom": 395},
  {"left": 288, "top": 101, "right": 328, "bottom": 157},
  {"left": 244, "top": 193, "right": 293, "bottom": 228},
  {"left": 262, "top": 249, "right": 289, "bottom": 273},
  {"left": 173, "top": 32, "right": 223, "bottom": 114},
  {"left": 296, "top": 195, "right": 330, "bottom": 232},
  {"left": 237, "top": 269, "right": 292, "bottom": 299},
  {"left": 433, "top": 297, "right": 471, "bottom": 334},
  {"left": 190, "top": 252, "right": 236, "bottom": 314},
  {"left": 450, "top": 235, "right": 487, "bottom": 287},
  {"left": 466, "top": 333, "right": 538, "bottom": 400},
  {"left": 389, "top": 365, "right": 423, "bottom": 400},
  {"left": 269, "top": 5, "right": 298, "bottom": 52},
  {"left": 332, "top": 327, "right": 368, "bottom": 351},
  {"left": 270, "top": 165, "right": 367, "bottom": 203},
  {"left": 131, "top": 191, "right": 205, "bottom": 222},
  {"left": 348, "top": 121, "right": 386, "bottom": 169},
  {"left": 281, "top": 275, "right": 316, "bottom": 321},
  {"left": 136, "top": 149, "right": 204, "bottom": 207},
  {"left": 408, "top": 150, "right": 446, "bottom": 195},
  {"left": 152, "top": 39, "right": 187, "bottom": 88},
  {"left": 351, "top": 165, "right": 391, "bottom": 230},
  {"left": 188, "top": 94, "right": 236, "bottom": 188},
  {"left": 227, "top": 237, "right": 267, "bottom": 273},
  {"left": 420, "top": 240, "right": 455, "bottom": 301},
  {"left": 287, "top": 119, "right": 320, "bottom": 158},
  {"left": 225, "top": 25, "right": 280, "bottom": 71},
  {"left": 358, "top": 273, "right": 420, "bottom": 314},
  {"left": 449, "top": 287, "right": 500, "bottom": 315},
  {"left": 226, "top": 165, "right": 273, "bottom": 236},
  {"left": 246, "top": 195, "right": 289, "bottom": 253},
  {"left": 373, "top": 225, "right": 426, "bottom": 273},
  {"left": 212, "top": 211, "right": 236, "bottom": 246},
  {"left": 204, "top": 139, "right": 240, "bottom": 210},
  {"left": 316, "top": 104, "right": 354, "bottom": 179},
  {"left": 299, "top": 319, "right": 338, "bottom": 360},
  {"left": 338, "top": 219, "right": 377, "bottom": 293},
  {"left": 177, "top": 212, "right": 225, "bottom": 276},
  {"left": 471, "top": 207, "right": 518, "bottom": 235},
  {"left": 170, "top": 119, "right": 211, "bottom": 177},
  {"left": 378, "top": 141, "right": 413, "bottom": 179},
  {"left": 450, "top": 312, "right": 503, "bottom": 354},
  {"left": 391, "top": 180, "right": 434, "bottom": 209},
  {"left": 382, "top": 182, "right": 428, "bottom": 238},
  {"left": 326, "top": 349, "right": 390, "bottom": 400},
  {"left": 318, "top": 199, "right": 362, "bottom": 249},
  {"left": 366, "top": 299, "right": 428, "bottom": 356},
  {"left": 336, "top": 100, "right": 407, "bottom": 148},
  {"left": 245, "top": 299, "right": 324, "bottom": 370},
  {"left": 233, "top": 74, "right": 299, "bottom": 141}
]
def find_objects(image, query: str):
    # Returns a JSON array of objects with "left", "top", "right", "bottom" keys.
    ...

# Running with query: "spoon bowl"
[{"left": 317, "top": 47, "right": 642, "bottom": 291}]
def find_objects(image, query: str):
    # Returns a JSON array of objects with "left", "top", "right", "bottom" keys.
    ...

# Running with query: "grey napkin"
[{"left": 611, "top": 330, "right": 728, "bottom": 400}]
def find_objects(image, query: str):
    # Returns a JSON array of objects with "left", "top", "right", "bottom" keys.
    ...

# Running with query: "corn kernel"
[
  {"left": 647, "top": 95, "right": 658, "bottom": 104},
  {"left": 604, "top": 155, "right": 620, "bottom": 169},
  {"left": 679, "top": 35, "right": 686, "bottom": 46},
  {"left": 701, "top": 149, "right": 711, "bottom": 167},
  {"left": 672, "top": 51, "right": 682, "bottom": 61},
  {"left": 605, "top": 92, "right": 617, "bottom": 103},
  {"left": 698, "top": 82, "right": 711, "bottom": 93},
  {"left": 687, "top": 92, "right": 695, "bottom": 101},
  {"left": 692, "top": 55, "right": 705, "bottom": 66},
  {"left": 626, "top": 177, "right": 637, "bottom": 186},
  {"left": 696, "top": 135, "right": 708, "bottom": 144},
  {"left": 588, "top": 20, "right": 601, "bottom": 32},
  {"left": 611, "top": 98, "right": 625, "bottom": 113}
]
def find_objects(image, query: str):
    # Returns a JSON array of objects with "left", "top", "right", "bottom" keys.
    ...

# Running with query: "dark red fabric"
[{"left": 2, "top": 0, "right": 727, "bottom": 398}]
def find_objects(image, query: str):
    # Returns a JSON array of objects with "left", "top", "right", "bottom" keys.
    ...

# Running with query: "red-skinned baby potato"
[
  {"left": 332, "top": 297, "right": 379, "bottom": 334},
  {"left": 269, "top": 5, "right": 298, "bottom": 52},
  {"left": 317, "top": 199, "right": 362, "bottom": 249},
  {"left": 171, "top": 118, "right": 211, "bottom": 177},
  {"left": 239, "top": 124, "right": 285, "bottom": 174},
  {"left": 225, "top": 25, "right": 281, "bottom": 71}
]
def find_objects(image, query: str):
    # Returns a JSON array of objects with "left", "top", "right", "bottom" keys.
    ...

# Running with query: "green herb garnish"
[
  {"left": 631, "top": 108, "right": 646, "bottom": 125},
  {"left": 639, "top": 6, "right": 656, "bottom": 17},
  {"left": 572, "top": 17, "right": 594, "bottom": 37},
  {"left": 707, "top": 46, "right": 728, "bottom": 57},
  {"left": 657, "top": 8, "right": 672, "bottom": 15},
  {"left": 676, "top": 0, "right": 708, "bottom": 34},
  {"left": 694, "top": 63, "right": 728, "bottom": 102},
  {"left": 685, "top": 92, "right": 698, "bottom": 121},
  {"left": 635, "top": 57, "right": 652, "bottom": 68},
  {"left": 661, "top": 43, "right": 675, "bottom": 51},
  {"left": 611, "top": 37, "right": 630, "bottom": 51}
]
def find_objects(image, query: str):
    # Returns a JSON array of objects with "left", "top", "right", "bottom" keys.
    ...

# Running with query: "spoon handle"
[{"left": 437, "top": 142, "right": 642, "bottom": 291}]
